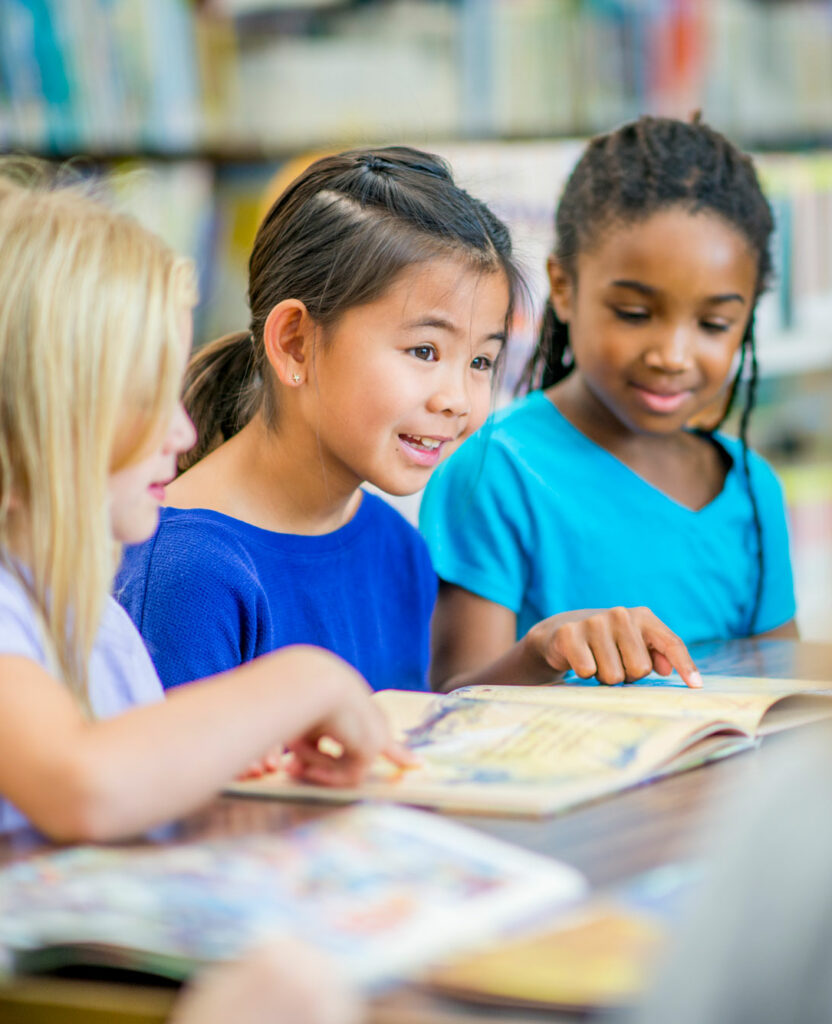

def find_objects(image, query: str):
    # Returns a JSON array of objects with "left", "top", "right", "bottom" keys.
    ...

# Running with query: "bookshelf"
[{"left": 5, "top": 0, "right": 832, "bottom": 158}]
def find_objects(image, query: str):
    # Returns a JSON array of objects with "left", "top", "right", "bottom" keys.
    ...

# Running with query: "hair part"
[
  {"left": 181, "top": 146, "right": 521, "bottom": 470},
  {"left": 0, "top": 161, "right": 196, "bottom": 712}
]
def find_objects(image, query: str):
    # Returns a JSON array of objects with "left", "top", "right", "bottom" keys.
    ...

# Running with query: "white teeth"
[{"left": 412, "top": 436, "right": 441, "bottom": 449}]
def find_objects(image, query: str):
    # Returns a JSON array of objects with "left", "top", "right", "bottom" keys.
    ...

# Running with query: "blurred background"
[{"left": 2, "top": 0, "right": 832, "bottom": 637}]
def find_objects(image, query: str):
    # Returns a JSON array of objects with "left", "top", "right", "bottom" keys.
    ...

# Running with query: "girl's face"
[
  {"left": 549, "top": 207, "right": 759, "bottom": 436},
  {"left": 302, "top": 257, "right": 510, "bottom": 496},
  {"left": 108, "top": 311, "right": 197, "bottom": 544}
]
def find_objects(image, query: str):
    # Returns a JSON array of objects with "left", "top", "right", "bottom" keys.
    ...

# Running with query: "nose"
[
  {"left": 643, "top": 323, "right": 695, "bottom": 373},
  {"left": 426, "top": 361, "right": 471, "bottom": 419},
  {"left": 164, "top": 402, "right": 197, "bottom": 456}
]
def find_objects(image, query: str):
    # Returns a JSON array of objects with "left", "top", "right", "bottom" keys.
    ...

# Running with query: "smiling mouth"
[
  {"left": 399, "top": 434, "right": 445, "bottom": 452},
  {"left": 630, "top": 385, "right": 693, "bottom": 414}
]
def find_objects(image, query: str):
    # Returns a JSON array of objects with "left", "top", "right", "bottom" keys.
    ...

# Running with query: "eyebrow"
[
  {"left": 405, "top": 317, "right": 507, "bottom": 344},
  {"left": 610, "top": 279, "right": 747, "bottom": 305}
]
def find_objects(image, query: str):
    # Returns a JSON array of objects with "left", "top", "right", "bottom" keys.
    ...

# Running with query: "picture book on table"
[
  {"left": 0, "top": 804, "right": 586, "bottom": 988},
  {"left": 227, "top": 673, "right": 832, "bottom": 817}
]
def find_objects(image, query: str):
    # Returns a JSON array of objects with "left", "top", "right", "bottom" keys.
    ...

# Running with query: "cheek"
[
  {"left": 702, "top": 339, "right": 742, "bottom": 386},
  {"left": 471, "top": 386, "right": 494, "bottom": 432},
  {"left": 572, "top": 317, "right": 628, "bottom": 374}
]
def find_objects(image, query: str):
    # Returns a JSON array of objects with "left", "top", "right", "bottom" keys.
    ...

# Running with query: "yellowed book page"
[
  {"left": 453, "top": 674, "right": 832, "bottom": 736},
  {"left": 425, "top": 902, "right": 661, "bottom": 1011},
  {"left": 228, "top": 692, "right": 748, "bottom": 817}
]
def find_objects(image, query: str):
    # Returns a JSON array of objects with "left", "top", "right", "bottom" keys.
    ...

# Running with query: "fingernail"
[{"left": 689, "top": 671, "right": 703, "bottom": 688}]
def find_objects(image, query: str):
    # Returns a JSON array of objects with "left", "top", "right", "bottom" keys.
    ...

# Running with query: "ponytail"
[{"left": 179, "top": 332, "right": 261, "bottom": 471}]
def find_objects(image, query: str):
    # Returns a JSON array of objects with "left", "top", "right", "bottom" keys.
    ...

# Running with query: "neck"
[
  {"left": 169, "top": 411, "right": 363, "bottom": 536},
  {"left": 547, "top": 372, "right": 648, "bottom": 456}
]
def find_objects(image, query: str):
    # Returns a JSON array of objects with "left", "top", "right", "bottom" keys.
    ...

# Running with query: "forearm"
[
  {"left": 20, "top": 646, "right": 344, "bottom": 842},
  {"left": 435, "top": 627, "right": 563, "bottom": 693}
]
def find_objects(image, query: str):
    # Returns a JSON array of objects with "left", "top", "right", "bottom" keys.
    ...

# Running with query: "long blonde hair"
[{"left": 0, "top": 162, "right": 196, "bottom": 713}]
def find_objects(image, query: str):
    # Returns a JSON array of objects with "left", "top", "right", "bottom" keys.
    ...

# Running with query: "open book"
[
  {"left": 227, "top": 674, "right": 832, "bottom": 817},
  {"left": 0, "top": 804, "right": 585, "bottom": 988}
]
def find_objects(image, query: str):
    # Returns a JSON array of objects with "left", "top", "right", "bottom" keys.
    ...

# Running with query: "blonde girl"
[{"left": 0, "top": 165, "right": 405, "bottom": 843}]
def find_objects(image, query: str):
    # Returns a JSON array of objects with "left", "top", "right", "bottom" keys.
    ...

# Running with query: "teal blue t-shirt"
[{"left": 419, "top": 391, "right": 795, "bottom": 644}]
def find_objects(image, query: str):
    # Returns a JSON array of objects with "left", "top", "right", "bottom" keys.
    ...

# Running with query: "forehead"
[
  {"left": 578, "top": 207, "right": 759, "bottom": 296},
  {"left": 377, "top": 256, "right": 510, "bottom": 321}
]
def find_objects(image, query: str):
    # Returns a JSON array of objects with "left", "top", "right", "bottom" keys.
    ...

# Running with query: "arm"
[
  {"left": 756, "top": 618, "right": 799, "bottom": 640},
  {"left": 430, "top": 583, "right": 702, "bottom": 693},
  {"left": 0, "top": 646, "right": 406, "bottom": 843}
]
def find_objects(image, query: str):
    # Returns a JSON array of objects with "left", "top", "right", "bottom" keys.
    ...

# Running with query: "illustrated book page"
[
  {"left": 0, "top": 804, "right": 586, "bottom": 988},
  {"left": 225, "top": 673, "right": 829, "bottom": 815}
]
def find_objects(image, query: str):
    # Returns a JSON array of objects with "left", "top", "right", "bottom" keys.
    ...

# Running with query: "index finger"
[
  {"left": 381, "top": 740, "right": 420, "bottom": 769},
  {"left": 644, "top": 627, "right": 702, "bottom": 688}
]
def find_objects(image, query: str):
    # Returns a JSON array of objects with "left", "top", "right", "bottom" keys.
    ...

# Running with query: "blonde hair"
[{"left": 0, "top": 161, "right": 196, "bottom": 713}]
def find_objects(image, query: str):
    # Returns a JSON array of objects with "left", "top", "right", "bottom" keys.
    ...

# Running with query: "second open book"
[{"left": 227, "top": 674, "right": 832, "bottom": 816}]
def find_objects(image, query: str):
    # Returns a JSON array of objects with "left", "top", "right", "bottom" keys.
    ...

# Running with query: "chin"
[
  {"left": 113, "top": 512, "right": 160, "bottom": 546},
  {"left": 384, "top": 483, "right": 427, "bottom": 498}
]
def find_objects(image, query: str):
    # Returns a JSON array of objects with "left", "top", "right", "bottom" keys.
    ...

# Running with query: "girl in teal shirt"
[{"left": 421, "top": 116, "right": 796, "bottom": 692}]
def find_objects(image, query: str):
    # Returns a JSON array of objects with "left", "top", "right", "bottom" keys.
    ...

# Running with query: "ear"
[
  {"left": 546, "top": 256, "right": 574, "bottom": 324},
  {"left": 262, "top": 299, "right": 314, "bottom": 386}
]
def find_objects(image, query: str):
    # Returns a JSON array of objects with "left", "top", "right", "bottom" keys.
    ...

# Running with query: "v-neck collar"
[{"left": 534, "top": 391, "right": 736, "bottom": 516}]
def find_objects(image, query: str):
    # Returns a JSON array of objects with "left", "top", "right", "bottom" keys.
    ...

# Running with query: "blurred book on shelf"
[
  {"left": 0, "top": 0, "right": 202, "bottom": 154},
  {"left": 4, "top": 1, "right": 832, "bottom": 154}
]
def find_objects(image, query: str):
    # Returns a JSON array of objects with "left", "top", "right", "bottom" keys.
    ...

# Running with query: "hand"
[
  {"left": 283, "top": 655, "right": 417, "bottom": 787},
  {"left": 527, "top": 606, "right": 702, "bottom": 688},
  {"left": 169, "top": 939, "right": 362, "bottom": 1024},
  {"left": 236, "top": 748, "right": 283, "bottom": 781}
]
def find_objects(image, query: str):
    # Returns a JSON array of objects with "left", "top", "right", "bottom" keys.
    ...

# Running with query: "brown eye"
[{"left": 408, "top": 345, "right": 437, "bottom": 361}]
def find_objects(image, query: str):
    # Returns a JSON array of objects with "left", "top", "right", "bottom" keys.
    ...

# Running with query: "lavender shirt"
[{"left": 0, "top": 566, "right": 163, "bottom": 833}]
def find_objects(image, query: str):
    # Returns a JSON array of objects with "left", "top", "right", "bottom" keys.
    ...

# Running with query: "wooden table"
[{"left": 3, "top": 638, "right": 832, "bottom": 1023}]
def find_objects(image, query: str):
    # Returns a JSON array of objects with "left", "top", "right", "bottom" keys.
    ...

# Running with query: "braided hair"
[{"left": 523, "top": 116, "right": 775, "bottom": 633}]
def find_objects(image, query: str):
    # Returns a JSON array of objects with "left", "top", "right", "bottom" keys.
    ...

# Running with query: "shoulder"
[
  {"left": 470, "top": 391, "right": 562, "bottom": 456},
  {"left": 121, "top": 507, "right": 269, "bottom": 580},
  {"left": 716, "top": 435, "right": 786, "bottom": 505},
  {"left": 443, "top": 392, "right": 577, "bottom": 475},
  {"left": 424, "top": 393, "right": 558, "bottom": 511},
  {"left": 116, "top": 508, "right": 273, "bottom": 618}
]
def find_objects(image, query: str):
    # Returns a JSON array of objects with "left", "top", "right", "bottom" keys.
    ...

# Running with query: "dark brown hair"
[{"left": 182, "top": 146, "right": 520, "bottom": 469}]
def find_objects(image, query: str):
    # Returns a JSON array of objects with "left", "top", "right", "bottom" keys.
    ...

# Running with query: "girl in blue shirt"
[
  {"left": 118, "top": 146, "right": 700, "bottom": 693},
  {"left": 421, "top": 116, "right": 797, "bottom": 691}
]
